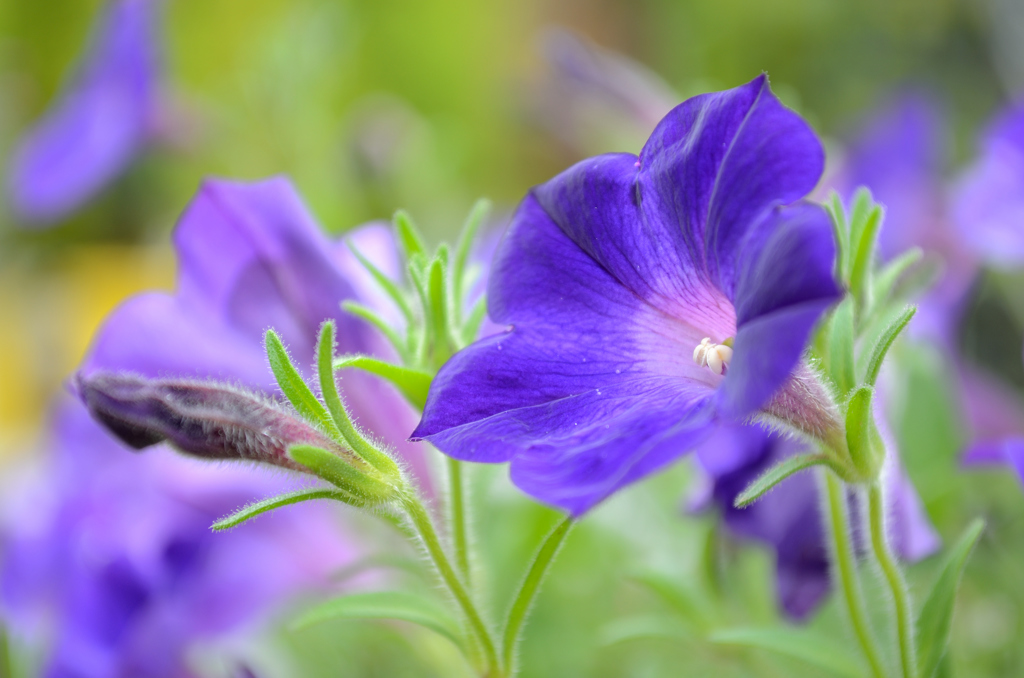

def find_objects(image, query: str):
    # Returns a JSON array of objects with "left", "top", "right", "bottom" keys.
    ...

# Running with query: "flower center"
[{"left": 692, "top": 337, "right": 733, "bottom": 376}]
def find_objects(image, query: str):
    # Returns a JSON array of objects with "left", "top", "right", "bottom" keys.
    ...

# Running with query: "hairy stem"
[
  {"left": 400, "top": 493, "right": 498, "bottom": 676},
  {"left": 501, "top": 517, "right": 573, "bottom": 676},
  {"left": 868, "top": 483, "right": 916, "bottom": 678},
  {"left": 448, "top": 456, "right": 472, "bottom": 585},
  {"left": 822, "top": 470, "right": 887, "bottom": 678}
]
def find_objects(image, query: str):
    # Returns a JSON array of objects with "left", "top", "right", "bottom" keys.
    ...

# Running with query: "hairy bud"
[{"left": 76, "top": 371, "right": 355, "bottom": 473}]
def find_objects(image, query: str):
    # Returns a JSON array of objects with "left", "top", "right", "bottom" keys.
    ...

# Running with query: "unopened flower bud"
[{"left": 76, "top": 371, "right": 358, "bottom": 474}]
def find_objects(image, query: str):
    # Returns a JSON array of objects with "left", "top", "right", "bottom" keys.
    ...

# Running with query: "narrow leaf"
[
  {"left": 845, "top": 386, "right": 881, "bottom": 479},
  {"left": 734, "top": 453, "right": 829, "bottom": 507},
  {"left": 334, "top": 354, "right": 432, "bottom": 410},
  {"left": 709, "top": 627, "right": 866, "bottom": 678},
  {"left": 394, "top": 210, "right": 426, "bottom": 259},
  {"left": 599, "top": 615, "right": 691, "bottom": 646},
  {"left": 828, "top": 296, "right": 856, "bottom": 396},
  {"left": 341, "top": 300, "right": 409, "bottom": 361},
  {"left": 264, "top": 330, "right": 339, "bottom": 438},
  {"left": 871, "top": 247, "right": 923, "bottom": 310},
  {"left": 863, "top": 305, "right": 916, "bottom": 387},
  {"left": 631, "top": 572, "right": 715, "bottom": 631},
  {"left": 427, "top": 255, "right": 453, "bottom": 366},
  {"left": 847, "top": 187, "right": 874, "bottom": 256},
  {"left": 825, "top": 191, "right": 850, "bottom": 283},
  {"left": 317, "top": 323, "right": 399, "bottom": 477},
  {"left": 288, "top": 444, "right": 393, "bottom": 502},
  {"left": 346, "top": 240, "right": 414, "bottom": 323},
  {"left": 452, "top": 198, "right": 491, "bottom": 307},
  {"left": 292, "top": 591, "right": 465, "bottom": 649},
  {"left": 916, "top": 519, "right": 985, "bottom": 678},
  {"left": 849, "top": 205, "right": 884, "bottom": 308},
  {"left": 212, "top": 488, "right": 349, "bottom": 531},
  {"left": 460, "top": 294, "right": 489, "bottom": 348}
]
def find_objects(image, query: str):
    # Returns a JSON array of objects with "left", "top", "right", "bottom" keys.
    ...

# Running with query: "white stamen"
[{"left": 692, "top": 337, "right": 733, "bottom": 375}]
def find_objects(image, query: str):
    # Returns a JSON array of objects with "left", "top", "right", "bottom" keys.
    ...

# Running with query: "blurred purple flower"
[
  {"left": 2, "top": 176, "right": 426, "bottom": 675},
  {"left": 7, "top": 0, "right": 162, "bottom": 225},
  {"left": 413, "top": 76, "right": 841, "bottom": 516},
  {"left": 835, "top": 93, "right": 976, "bottom": 343},
  {"left": 691, "top": 424, "right": 939, "bottom": 620},
  {"left": 959, "top": 367, "right": 1024, "bottom": 487},
  {"left": 952, "top": 102, "right": 1024, "bottom": 268}
]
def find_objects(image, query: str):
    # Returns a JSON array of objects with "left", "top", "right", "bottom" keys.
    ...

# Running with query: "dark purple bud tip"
[{"left": 76, "top": 371, "right": 351, "bottom": 473}]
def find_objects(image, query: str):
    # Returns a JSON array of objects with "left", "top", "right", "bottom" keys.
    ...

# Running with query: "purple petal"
[
  {"left": 7, "top": 0, "right": 160, "bottom": 225},
  {"left": 640, "top": 74, "right": 824, "bottom": 295},
  {"left": 952, "top": 103, "right": 1024, "bottom": 267},
  {"left": 720, "top": 203, "right": 840, "bottom": 417}
]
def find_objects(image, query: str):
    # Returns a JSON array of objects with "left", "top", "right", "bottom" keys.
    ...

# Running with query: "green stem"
[
  {"left": 868, "top": 483, "right": 916, "bottom": 678},
  {"left": 448, "top": 456, "right": 472, "bottom": 584},
  {"left": 401, "top": 493, "right": 499, "bottom": 676},
  {"left": 501, "top": 517, "right": 574, "bottom": 676},
  {"left": 822, "top": 471, "right": 887, "bottom": 678}
]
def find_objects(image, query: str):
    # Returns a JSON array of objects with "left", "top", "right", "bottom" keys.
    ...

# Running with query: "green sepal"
[
  {"left": 846, "top": 187, "right": 874, "bottom": 259},
  {"left": 734, "top": 453, "right": 833, "bottom": 507},
  {"left": 341, "top": 300, "right": 410, "bottom": 362},
  {"left": 288, "top": 444, "right": 394, "bottom": 503},
  {"left": 265, "top": 330, "right": 340, "bottom": 439},
  {"left": 452, "top": 198, "right": 491, "bottom": 309},
  {"left": 862, "top": 305, "right": 916, "bottom": 387},
  {"left": 916, "top": 519, "right": 985, "bottom": 678},
  {"left": 845, "top": 386, "right": 883, "bottom": 480},
  {"left": 346, "top": 240, "right": 414, "bottom": 324},
  {"left": 317, "top": 322, "right": 400, "bottom": 478},
  {"left": 828, "top": 296, "right": 856, "bottom": 396},
  {"left": 334, "top": 354, "right": 432, "bottom": 411},
  {"left": 212, "top": 488, "right": 351, "bottom": 531},
  {"left": 708, "top": 627, "right": 866, "bottom": 678},
  {"left": 393, "top": 209, "right": 426, "bottom": 259},
  {"left": 291, "top": 591, "right": 465, "bottom": 651}
]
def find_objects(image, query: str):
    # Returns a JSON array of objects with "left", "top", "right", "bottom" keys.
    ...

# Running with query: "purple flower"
[
  {"left": 3, "top": 176, "right": 425, "bottom": 674},
  {"left": 952, "top": 101, "right": 1024, "bottom": 268},
  {"left": 691, "top": 423, "right": 939, "bottom": 620},
  {"left": 835, "top": 94, "right": 975, "bottom": 343},
  {"left": 959, "top": 367, "right": 1024, "bottom": 487},
  {"left": 7, "top": 0, "right": 161, "bottom": 225},
  {"left": 412, "top": 76, "right": 842, "bottom": 516}
]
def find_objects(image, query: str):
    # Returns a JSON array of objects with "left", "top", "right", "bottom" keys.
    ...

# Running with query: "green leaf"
[
  {"left": 916, "top": 519, "right": 985, "bottom": 678},
  {"left": 334, "top": 354, "right": 432, "bottom": 410},
  {"left": 341, "top": 300, "right": 409, "bottom": 362},
  {"left": 631, "top": 572, "right": 715, "bottom": 632},
  {"left": 394, "top": 210, "right": 426, "bottom": 259},
  {"left": 317, "top": 323, "right": 400, "bottom": 477},
  {"left": 871, "top": 247, "right": 923, "bottom": 311},
  {"left": 734, "top": 453, "right": 830, "bottom": 507},
  {"left": 452, "top": 198, "right": 491, "bottom": 307},
  {"left": 212, "top": 488, "right": 349, "bottom": 531},
  {"left": 459, "top": 295, "right": 488, "bottom": 348},
  {"left": 427, "top": 255, "right": 453, "bottom": 366},
  {"left": 849, "top": 204, "right": 884, "bottom": 310},
  {"left": 845, "top": 386, "right": 882, "bottom": 480},
  {"left": 598, "top": 615, "right": 690, "bottom": 646},
  {"left": 709, "top": 627, "right": 866, "bottom": 678},
  {"left": 264, "top": 330, "right": 339, "bottom": 438},
  {"left": 825, "top": 191, "right": 850, "bottom": 283},
  {"left": 346, "top": 240, "right": 414, "bottom": 323},
  {"left": 292, "top": 591, "right": 465, "bottom": 650},
  {"left": 828, "top": 296, "right": 856, "bottom": 396},
  {"left": 288, "top": 444, "right": 393, "bottom": 503},
  {"left": 847, "top": 187, "right": 874, "bottom": 256},
  {"left": 862, "top": 305, "right": 916, "bottom": 387}
]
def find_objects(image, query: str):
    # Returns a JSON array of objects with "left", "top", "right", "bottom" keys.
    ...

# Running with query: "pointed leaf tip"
[{"left": 734, "top": 453, "right": 829, "bottom": 507}]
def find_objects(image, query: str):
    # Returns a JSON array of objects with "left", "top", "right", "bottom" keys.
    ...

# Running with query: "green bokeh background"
[{"left": 0, "top": 0, "right": 1022, "bottom": 676}]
